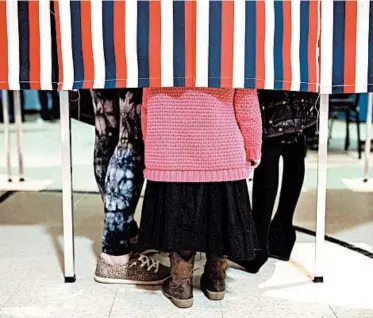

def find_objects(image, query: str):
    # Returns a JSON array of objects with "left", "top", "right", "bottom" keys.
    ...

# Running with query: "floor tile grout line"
[
  {"left": 107, "top": 288, "right": 118, "bottom": 318},
  {"left": 220, "top": 301, "right": 224, "bottom": 318},
  {"left": 329, "top": 305, "right": 338, "bottom": 318},
  {"left": 0, "top": 272, "right": 29, "bottom": 313}
]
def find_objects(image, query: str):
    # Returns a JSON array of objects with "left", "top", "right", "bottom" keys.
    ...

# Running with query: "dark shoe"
[
  {"left": 200, "top": 258, "right": 227, "bottom": 300},
  {"left": 162, "top": 253, "right": 194, "bottom": 308},
  {"left": 230, "top": 249, "right": 269, "bottom": 274},
  {"left": 268, "top": 226, "right": 296, "bottom": 261}
]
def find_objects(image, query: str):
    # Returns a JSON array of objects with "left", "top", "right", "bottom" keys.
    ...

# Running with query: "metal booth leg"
[
  {"left": 59, "top": 91, "right": 76, "bottom": 283},
  {"left": 13, "top": 91, "right": 24, "bottom": 181},
  {"left": 314, "top": 94, "right": 329, "bottom": 283},
  {"left": 2, "top": 91, "right": 12, "bottom": 182},
  {"left": 364, "top": 93, "right": 373, "bottom": 182}
]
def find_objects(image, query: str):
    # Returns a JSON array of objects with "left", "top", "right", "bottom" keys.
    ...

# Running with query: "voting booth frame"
[{"left": 2, "top": 0, "right": 373, "bottom": 283}]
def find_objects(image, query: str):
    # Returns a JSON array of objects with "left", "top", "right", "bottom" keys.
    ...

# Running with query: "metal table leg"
[
  {"left": 314, "top": 94, "right": 329, "bottom": 283},
  {"left": 1, "top": 91, "right": 12, "bottom": 182},
  {"left": 60, "top": 91, "right": 76, "bottom": 283},
  {"left": 13, "top": 91, "right": 24, "bottom": 181},
  {"left": 364, "top": 93, "right": 373, "bottom": 182}
]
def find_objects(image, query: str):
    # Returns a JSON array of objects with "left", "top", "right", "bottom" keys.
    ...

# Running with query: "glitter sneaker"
[{"left": 94, "top": 253, "right": 170, "bottom": 285}]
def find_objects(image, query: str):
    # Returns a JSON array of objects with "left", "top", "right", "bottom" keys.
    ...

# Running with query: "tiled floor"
[
  {"left": 1, "top": 119, "right": 373, "bottom": 317},
  {"left": 0, "top": 192, "right": 373, "bottom": 318}
]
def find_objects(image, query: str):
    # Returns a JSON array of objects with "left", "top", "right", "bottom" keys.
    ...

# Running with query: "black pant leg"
[
  {"left": 252, "top": 138, "right": 282, "bottom": 251},
  {"left": 272, "top": 136, "right": 306, "bottom": 228}
]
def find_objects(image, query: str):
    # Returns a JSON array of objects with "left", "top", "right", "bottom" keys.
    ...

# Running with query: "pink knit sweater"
[{"left": 141, "top": 88, "right": 262, "bottom": 182}]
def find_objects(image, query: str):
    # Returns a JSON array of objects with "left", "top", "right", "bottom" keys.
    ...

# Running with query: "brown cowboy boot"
[
  {"left": 162, "top": 252, "right": 195, "bottom": 308},
  {"left": 200, "top": 257, "right": 227, "bottom": 300}
]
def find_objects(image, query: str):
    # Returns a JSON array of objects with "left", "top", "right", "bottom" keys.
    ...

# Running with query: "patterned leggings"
[{"left": 92, "top": 89, "right": 144, "bottom": 256}]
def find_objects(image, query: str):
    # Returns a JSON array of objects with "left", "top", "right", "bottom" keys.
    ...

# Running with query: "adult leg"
[
  {"left": 51, "top": 90, "right": 60, "bottom": 120},
  {"left": 101, "top": 90, "right": 145, "bottom": 258},
  {"left": 94, "top": 90, "right": 170, "bottom": 285},
  {"left": 38, "top": 91, "right": 51, "bottom": 121},
  {"left": 92, "top": 90, "right": 139, "bottom": 248},
  {"left": 270, "top": 135, "right": 306, "bottom": 260},
  {"left": 233, "top": 138, "right": 282, "bottom": 272}
]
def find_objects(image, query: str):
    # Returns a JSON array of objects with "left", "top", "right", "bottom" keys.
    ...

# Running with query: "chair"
[{"left": 328, "top": 94, "right": 362, "bottom": 159}]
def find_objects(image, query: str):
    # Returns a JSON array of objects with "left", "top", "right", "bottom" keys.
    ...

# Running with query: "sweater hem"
[{"left": 144, "top": 167, "right": 250, "bottom": 183}]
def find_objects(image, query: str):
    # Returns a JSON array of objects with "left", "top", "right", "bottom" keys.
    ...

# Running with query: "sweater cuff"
[{"left": 246, "top": 147, "right": 262, "bottom": 161}]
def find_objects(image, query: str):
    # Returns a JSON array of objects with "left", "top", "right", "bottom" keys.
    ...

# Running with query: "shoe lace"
[{"left": 130, "top": 254, "right": 160, "bottom": 273}]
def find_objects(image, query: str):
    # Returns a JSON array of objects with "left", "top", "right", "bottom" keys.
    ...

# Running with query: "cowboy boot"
[
  {"left": 200, "top": 256, "right": 227, "bottom": 300},
  {"left": 162, "top": 252, "right": 195, "bottom": 308}
]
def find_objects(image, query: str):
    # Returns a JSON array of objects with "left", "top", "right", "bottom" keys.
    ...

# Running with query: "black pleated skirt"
[{"left": 139, "top": 180, "right": 258, "bottom": 261}]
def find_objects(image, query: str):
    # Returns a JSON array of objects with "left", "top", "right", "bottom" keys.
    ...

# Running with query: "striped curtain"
[
  {"left": 0, "top": 0, "right": 57, "bottom": 90},
  {"left": 55, "top": 0, "right": 320, "bottom": 92},
  {"left": 2, "top": 0, "right": 373, "bottom": 94},
  {"left": 320, "top": 0, "right": 373, "bottom": 94}
]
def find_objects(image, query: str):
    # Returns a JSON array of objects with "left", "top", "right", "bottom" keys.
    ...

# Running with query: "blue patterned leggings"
[{"left": 92, "top": 89, "right": 144, "bottom": 256}]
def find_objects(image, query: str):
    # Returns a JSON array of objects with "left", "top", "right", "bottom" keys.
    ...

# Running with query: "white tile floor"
[
  {"left": 0, "top": 119, "right": 373, "bottom": 317},
  {"left": 0, "top": 192, "right": 372, "bottom": 317}
]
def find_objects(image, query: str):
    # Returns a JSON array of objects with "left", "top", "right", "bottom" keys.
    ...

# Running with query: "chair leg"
[
  {"left": 345, "top": 110, "right": 350, "bottom": 151},
  {"left": 328, "top": 117, "right": 335, "bottom": 144},
  {"left": 356, "top": 110, "right": 362, "bottom": 159}
]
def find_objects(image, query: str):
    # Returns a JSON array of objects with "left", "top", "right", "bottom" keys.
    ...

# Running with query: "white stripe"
[
  {"left": 355, "top": 0, "right": 370, "bottom": 93},
  {"left": 264, "top": 0, "right": 275, "bottom": 89},
  {"left": 320, "top": 0, "right": 334, "bottom": 94},
  {"left": 125, "top": 0, "right": 138, "bottom": 87},
  {"left": 58, "top": 0, "right": 74, "bottom": 90},
  {"left": 316, "top": 0, "right": 321, "bottom": 91},
  {"left": 161, "top": 0, "right": 174, "bottom": 87},
  {"left": 6, "top": 0, "right": 20, "bottom": 90},
  {"left": 91, "top": 0, "right": 105, "bottom": 88},
  {"left": 39, "top": 0, "right": 52, "bottom": 90},
  {"left": 233, "top": 0, "right": 246, "bottom": 88},
  {"left": 196, "top": 0, "right": 209, "bottom": 87},
  {"left": 290, "top": 0, "right": 301, "bottom": 91}
]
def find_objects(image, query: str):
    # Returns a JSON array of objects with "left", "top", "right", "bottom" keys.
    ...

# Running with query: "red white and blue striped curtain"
[
  {"left": 0, "top": 0, "right": 56, "bottom": 90},
  {"left": 55, "top": 0, "right": 320, "bottom": 92},
  {"left": 320, "top": 0, "right": 373, "bottom": 94}
]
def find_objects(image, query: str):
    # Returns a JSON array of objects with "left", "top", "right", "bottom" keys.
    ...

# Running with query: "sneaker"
[
  {"left": 200, "top": 258, "right": 227, "bottom": 301},
  {"left": 162, "top": 253, "right": 194, "bottom": 308},
  {"left": 94, "top": 253, "right": 170, "bottom": 285}
]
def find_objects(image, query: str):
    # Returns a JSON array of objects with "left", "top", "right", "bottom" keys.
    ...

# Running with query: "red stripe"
[
  {"left": 282, "top": 1, "right": 292, "bottom": 91},
  {"left": 308, "top": 0, "right": 319, "bottom": 92},
  {"left": 344, "top": 0, "right": 357, "bottom": 93},
  {"left": 0, "top": 2, "right": 9, "bottom": 89},
  {"left": 149, "top": 1, "right": 161, "bottom": 87},
  {"left": 256, "top": 1, "right": 265, "bottom": 89},
  {"left": 114, "top": 1, "right": 126, "bottom": 88},
  {"left": 28, "top": 1, "right": 41, "bottom": 89},
  {"left": 185, "top": 0, "right": 196, "bottom": 87},
  {"left": 220, "top": 1, "right": 234, "bottom": 88},
  {"left": 81, "top": 0, "right": 94, "bottom": 89},
  {"left": 54, "top": 0, "right": 63, "bottom": 90}
]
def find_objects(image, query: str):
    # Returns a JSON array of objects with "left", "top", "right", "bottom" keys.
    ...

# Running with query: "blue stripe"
[
  {"left": 103, "top": 1, "right": 116, "bottom": 88},
  {"left": 18, "top": 1, "right": 30, "bottom": 89},
  {"left": 244, "top": 1, "right": 256, "bottom": 88},
  {"left": 368, "top": 1, "right": 373, "bottom": 92},
  {"left": 299, "top": 1, "right": 310, "bottom": 92},
  {"left": 332, "top": 1, "right": 345, "bottom": 94},
  {"left": 274, "top": 1, "right": 283, "bottom": 90},
  {"left": 70, "top": 1, "right": 84, "bottom": 89},
  {"left": 173, "top": 1, "right": 185, "bottom": 87},
  {"left": 137, "top": 1, "right": 149, "bottom": 87},
  {"left": 208, "top": 1, "right": 222, "bottom": 88}
]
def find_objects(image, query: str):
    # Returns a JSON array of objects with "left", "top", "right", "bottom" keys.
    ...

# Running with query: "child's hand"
[{"left": 249, "top": 159, "right": 261, "bottom": 168}]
